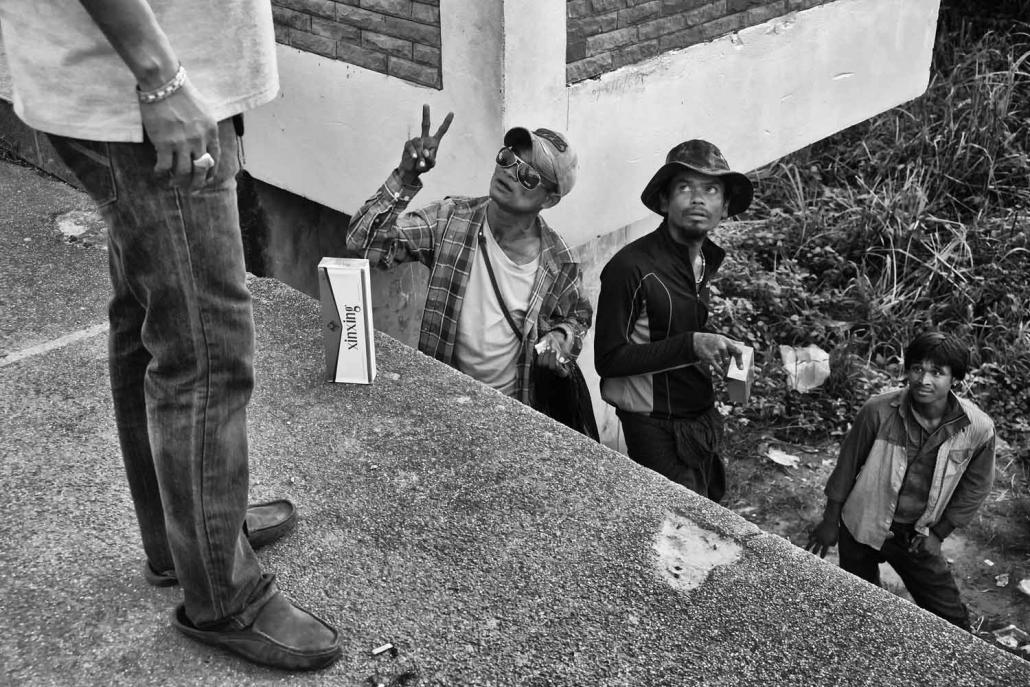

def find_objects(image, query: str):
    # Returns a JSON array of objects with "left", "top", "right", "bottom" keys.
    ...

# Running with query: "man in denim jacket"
[{"left": 807, "top": 332, "right": 995, "bottom": 630}]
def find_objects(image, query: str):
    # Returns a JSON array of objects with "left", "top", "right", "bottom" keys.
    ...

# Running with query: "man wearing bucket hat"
[
  {"left": 594, "top": 140, "right": 751, "bottom": 502},
  {"left": 347, "top": 106, "right": 592, "bottom": 412}
]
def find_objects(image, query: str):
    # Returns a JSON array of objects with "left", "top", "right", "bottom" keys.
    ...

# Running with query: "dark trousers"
[
  {"left": 838, "top": 523, "right": 969, "bottom": 630},
  {"left": 618, "top": 407, "right": 725, "bottom": 502},
  {"left": 48, "top": 121, "right": 274, "bottom": 627}
]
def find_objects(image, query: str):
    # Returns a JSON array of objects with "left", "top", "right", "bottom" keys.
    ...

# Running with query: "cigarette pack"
[
  {"left": 725, "top": 345, "right": 754, "bottom": 404},
  {"left": 318, "top": 257, "right": 376, "bottom": 384}
]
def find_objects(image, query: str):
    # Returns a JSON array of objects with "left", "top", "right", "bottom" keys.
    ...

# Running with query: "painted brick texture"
[
  {"left": 273, "top": 0, "right": 442, "bottom": 88},
  {"left": 568, "top": 0, "right": 835, "bottom": 83}
]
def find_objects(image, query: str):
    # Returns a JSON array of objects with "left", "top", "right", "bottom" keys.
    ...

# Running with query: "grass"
[
  {"left": 713, "top": 3, "right": 1030, "bottom": 658},
  {"left": 709, "top": 10, "right": 1030, "bottom": 456}
]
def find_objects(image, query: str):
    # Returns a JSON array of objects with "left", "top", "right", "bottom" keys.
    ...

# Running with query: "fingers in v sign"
[
  {"left": 401, "top": 104, "right": 454, "bottom": 180},
  {"left": 417, "top": 103, "right": 453, "bottom": 169}
]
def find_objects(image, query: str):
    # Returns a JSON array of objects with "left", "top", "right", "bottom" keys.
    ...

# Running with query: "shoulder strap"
[{"left": 479, "top": 228, "right": 522, "bottom": 339}]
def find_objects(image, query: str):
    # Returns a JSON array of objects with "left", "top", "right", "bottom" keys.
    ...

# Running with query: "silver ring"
[{"left": 192, "top": 152, "right": 215, "bottom": 170}]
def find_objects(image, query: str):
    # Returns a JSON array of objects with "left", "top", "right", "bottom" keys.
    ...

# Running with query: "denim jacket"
[{"left": 826, "top": 389, "right": 995, "bottom": 549}]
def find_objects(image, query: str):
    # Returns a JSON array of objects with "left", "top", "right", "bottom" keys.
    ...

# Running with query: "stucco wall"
[{"left": 245, "top": 0, "right": 940, "bottom": 251}]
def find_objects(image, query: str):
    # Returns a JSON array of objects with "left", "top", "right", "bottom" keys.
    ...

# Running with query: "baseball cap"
[{"left": 503, "top": 127, "right": 578, "bottom": 197}]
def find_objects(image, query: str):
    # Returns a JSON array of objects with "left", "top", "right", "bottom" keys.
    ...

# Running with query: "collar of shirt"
[{"left": 656, "top": 221, "right": 727, "bottom": 277}]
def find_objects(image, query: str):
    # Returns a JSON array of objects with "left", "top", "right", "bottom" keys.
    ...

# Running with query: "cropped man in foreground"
[
  {"left": 807, "top": 332, "right": 996, "bottom": 630},
  {"left": 0, "top": 0, "right": 340, "bottom": 669}
]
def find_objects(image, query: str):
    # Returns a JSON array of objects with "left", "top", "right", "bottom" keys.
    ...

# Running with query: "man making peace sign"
[{"left": 347, "top": 107, "right": 592, "bottom": 413}]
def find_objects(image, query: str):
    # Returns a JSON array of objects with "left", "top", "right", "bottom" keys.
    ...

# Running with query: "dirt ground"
[{"left": 720, "top": 420, "right": 1030, "bottom": 660}]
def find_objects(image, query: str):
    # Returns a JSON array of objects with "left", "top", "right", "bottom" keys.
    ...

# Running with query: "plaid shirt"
[{"left": 347, "top": 170, "right": 593, "bottom": 405}]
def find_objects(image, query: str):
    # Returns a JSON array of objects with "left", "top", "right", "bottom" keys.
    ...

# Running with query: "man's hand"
[
  {"left": 398, "top": 104, "right": 454, "bottom": 184},
  {"left": 75, "top": 0, "right": 217, "bottom": 191},
  {"left": 910, "top": 532, "right": 942, "bottom": 557},
  {"left": 693, "top": 332, "right": 744, "bottom": 375},
  {"left": 535, "top": 330, "right": 573, "bottom": 377},
  {"left": 140, "top": 78, "right": 219, "bottom": 191},
  {"left": 805, "top": 518, "right": 840, "bottom": 558}
]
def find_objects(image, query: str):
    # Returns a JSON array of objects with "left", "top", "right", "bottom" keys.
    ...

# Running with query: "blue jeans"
[{"left": 48, "top": 120, "right": 275, "bottom": 627}]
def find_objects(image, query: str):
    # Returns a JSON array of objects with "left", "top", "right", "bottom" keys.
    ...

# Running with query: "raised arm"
[{"left": 346, "top": 105, "right": 455, "bottom": 266}]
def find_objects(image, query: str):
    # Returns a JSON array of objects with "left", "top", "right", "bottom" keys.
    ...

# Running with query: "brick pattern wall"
[
  {"left": 567, "top": 0, "right": 834, "bottom": 83},
  {"left": 272, "top": 0, "right": 442, "bottom": 89}
]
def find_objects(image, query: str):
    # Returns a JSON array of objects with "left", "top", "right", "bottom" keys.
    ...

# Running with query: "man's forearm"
[
  {"left": 594, "top": 331, "right": 695, "bottom": 377},
  {"left": 346, "top": 169, "right": 422, "bottom": 255},
  {"left": 78, "top": 0, "right": 179, "bottom": 89},
  {"left": 821, "top": 499, "right": 843, "bottom": 524}
]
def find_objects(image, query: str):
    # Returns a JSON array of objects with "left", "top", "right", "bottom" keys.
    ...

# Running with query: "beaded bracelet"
[{"left": 136, "top": 64, "right": 186, "bottom": 104}]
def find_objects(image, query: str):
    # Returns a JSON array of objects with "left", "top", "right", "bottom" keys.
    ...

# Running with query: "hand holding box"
[{"left": 725, "top": 344, "right": 754, "bottom": 404}]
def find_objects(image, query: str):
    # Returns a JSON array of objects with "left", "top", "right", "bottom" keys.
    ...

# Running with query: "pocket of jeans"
[{"left": 47, "top": 136, "right": 118, "bottom": 208}]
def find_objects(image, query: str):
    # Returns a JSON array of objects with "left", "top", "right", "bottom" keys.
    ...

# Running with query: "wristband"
[{"left": 137, "top": 64, "right": 186, "bottom": 104}]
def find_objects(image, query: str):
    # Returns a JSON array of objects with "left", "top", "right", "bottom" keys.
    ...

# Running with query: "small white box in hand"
[
  {"left": 318, "top": 257, "right": 376, "bottom": 384},
  {"left": 725, "top": 344, "right": 754, "bottom": 404}
]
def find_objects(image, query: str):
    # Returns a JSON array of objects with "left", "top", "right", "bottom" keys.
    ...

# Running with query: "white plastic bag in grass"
[{"left": 779, "top": 344, "right": 831, "bottom": 392}]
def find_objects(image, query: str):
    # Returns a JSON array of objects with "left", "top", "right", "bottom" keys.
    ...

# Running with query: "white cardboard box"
[
  {"left": 725, "top": 345, "right": 755, "bottom": 404},
  {"left": 318, "top": 257, "right": 376, "bottom": 384}
]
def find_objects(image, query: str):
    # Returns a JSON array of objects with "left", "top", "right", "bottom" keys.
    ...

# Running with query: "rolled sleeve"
[{"left": 345, "top": 170, "right": 430, "bottom": 266}]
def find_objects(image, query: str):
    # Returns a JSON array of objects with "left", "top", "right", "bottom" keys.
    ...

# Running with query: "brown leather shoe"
[
  {"left": 244, "top": 499, "right": 298, "bottom": 550},
  {"left": 172, "top": 592, "right": 342, "bottom": 670},
  {"left": 144, "top": 500, "right": 298, "bottom": 587}
]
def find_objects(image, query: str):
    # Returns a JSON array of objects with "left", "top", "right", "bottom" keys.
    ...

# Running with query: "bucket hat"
[{"left": 640, "top": 139, "right": 753, "bottom": 216}]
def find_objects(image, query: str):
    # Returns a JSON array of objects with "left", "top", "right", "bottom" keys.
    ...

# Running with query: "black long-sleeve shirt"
[{"left": 594, "top": 222, "right": 726, "bottom": 419}]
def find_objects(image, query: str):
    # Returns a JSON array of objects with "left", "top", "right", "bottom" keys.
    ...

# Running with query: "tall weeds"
[{"left": 712, "top": 11, "right": 1030, "bottom": 443}]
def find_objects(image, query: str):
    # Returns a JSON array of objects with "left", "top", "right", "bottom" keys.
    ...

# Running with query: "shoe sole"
[{"left": 172, "top": 605, "right": 342, "bottom": 671}]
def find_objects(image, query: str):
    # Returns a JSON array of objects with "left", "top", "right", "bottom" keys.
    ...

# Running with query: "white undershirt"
[
  {"left": 0, "top": 0, "right": 279, "bottom": 142},
  {"left": 455, "top": 220, "right": 538, "bottom": 396}
]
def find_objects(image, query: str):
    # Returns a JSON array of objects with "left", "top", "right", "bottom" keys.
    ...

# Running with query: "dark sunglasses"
[{"left": 495, "top": 147, "right": 547, "bottom": 191}]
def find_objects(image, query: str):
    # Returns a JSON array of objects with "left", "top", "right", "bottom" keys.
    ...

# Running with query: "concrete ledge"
[{"left": 2, "top": 159, "right": 1029, "bottom": 685}]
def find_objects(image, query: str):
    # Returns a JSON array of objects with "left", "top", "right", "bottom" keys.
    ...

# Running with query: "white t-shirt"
[
  {"left": 0, "top": 0, "right": 278, "bottom": 141},
  {"left": 455, "top": 222, "right": 539, "bottom": 397}
]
